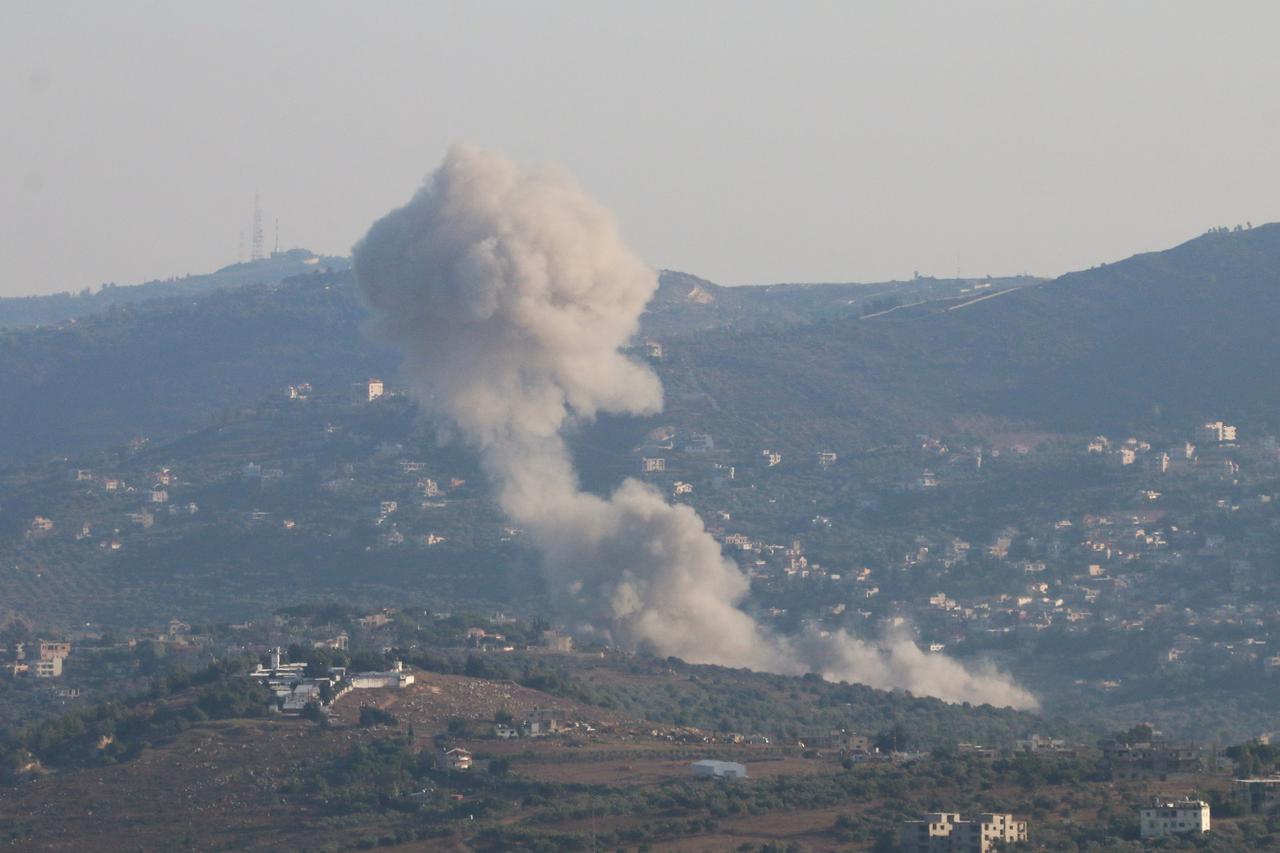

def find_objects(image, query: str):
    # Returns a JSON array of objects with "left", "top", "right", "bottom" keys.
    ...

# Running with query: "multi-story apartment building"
[
  {"left": 1139, "top": 799, "right": 1210, "bottom": 837},
  {"left": 1235, "top": 778, "right": 1280, "bottom": 814}
]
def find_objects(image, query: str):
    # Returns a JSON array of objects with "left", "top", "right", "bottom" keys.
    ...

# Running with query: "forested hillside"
[
  {"left": 0, "top": 273, "right": 394, "bottom": 464},
  {"left": 0, "top": 225, "right": 1275, "bottom": 467},
  {"left": 659, "top": 224, "right": 1280, "bottom": 453},
  {"left": 0, "top": 265, "right": 1019, "bottom": 466}
]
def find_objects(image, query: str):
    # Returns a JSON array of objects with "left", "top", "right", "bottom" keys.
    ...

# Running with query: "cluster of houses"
[
  {"left": 900, "top": 812, "right": 1027, "bottom": 852},
  {"left": 875, "top": 489, "right": 1280, "bottom": 677},
  {"left": 901, "top": 773, "right": 1280, "bottom": 840},
  {"left": 711, "top": 479, "right": 1269, "bottom": 655},
  {"left": 26, "top": 465, "right": 201, "bottom": 552},
  {"left": 712, "top": 534, "right": 841, "bottom": 583},
  {"left": 17, "top": 376, "right": 489, "bottom": 566},
  {"left": 463, "top": 626, "right": 575, "bottom": 655},
  {"left": 898, "top": 751, "right": 1280, "bottom": 843},
  {"left": 364, "top": 461, "right": 469, "bottom": 549},
  {"left": 632, "top": 420, "right": 1269, "bottom": 651},
  {"left": 247, "top": 647, "right": 414, "bottom": 714},
  {"left": 491, "top": 707, "right": 594, "bottom": 740},
  {"left": 681, "top": 419, "right": 1280, "bottom": 687},
  {"left": 900, "top": 796, "right": 1224, "bottom": 849},
  {"left": 2, "top": 641, "right": 71, "bottom": 679},
  {"left": 1086, "top": 421, "right": 1240, "bottom": 477},
  {"left": 635, "top": 429, "right": 845, "bottom": 491},
  {"left": 437, "top": 707, "right": 589, "bottom": 772}
]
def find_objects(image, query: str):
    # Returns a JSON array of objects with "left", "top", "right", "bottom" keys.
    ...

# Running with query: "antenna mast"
[{"left": 251, "top": 193, "right": 265, "bottom": 261}]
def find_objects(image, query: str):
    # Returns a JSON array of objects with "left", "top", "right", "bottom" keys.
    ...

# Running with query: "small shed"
[{"left": 692, "top": 760, "right": 747, "bottom": 779}]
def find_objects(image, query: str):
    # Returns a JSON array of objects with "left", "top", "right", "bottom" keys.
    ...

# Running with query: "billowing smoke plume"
[{"left": 354, "top": 145, "right": 1036, "bottom": 709}]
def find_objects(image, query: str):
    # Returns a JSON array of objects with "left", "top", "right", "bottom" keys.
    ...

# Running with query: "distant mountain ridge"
[
  {"left": 645, "top": 269, "right": 1040, "bottom": 336},
  {"left": 0, "top": 225, "right": 1276, "bottom": 465},
  {"left": 0, "top": 270, "right": 388, "bottom": 464},
  {"left": 0, "top": 248, "right": 1029, "bottom": 336},
  {"left": 0, "top": 249, "right": 350, "bottom": 329},
  {"left": 658, "top": 223, "right": 1280, "bottom": 451}
]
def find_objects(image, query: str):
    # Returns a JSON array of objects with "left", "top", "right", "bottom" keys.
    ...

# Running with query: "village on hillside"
[{"left": 5, "top": 369, "right": 1280, "bottom": 744}]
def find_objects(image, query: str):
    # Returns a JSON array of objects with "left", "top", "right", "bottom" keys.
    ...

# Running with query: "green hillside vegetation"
[
  {"left": 659, "top": 224, "right": 1280, "bottom": 454},
  {"left": 3, "top": 225, "right": 1280, "bottom": 751},
  {"left": 0, "top": 262, "right": 1027, "bottom": 466},
  {"left": 0, "top": 270, "right": 395, "bottom": 465},
  {"left": 398, "top": 649, "right": 1081, "bottom": 748},
  {"left": 643, "top": 270, "right": 1039, "bottom": 337},
  {"left": 0, "top": 226, "right": 1272, "bottom": 468},
  {"left": 0, "top": 659, "right": 270, "bottom": 782},
  {"left": 5, "top": 653, "right": 1277, "bottom": 851}
]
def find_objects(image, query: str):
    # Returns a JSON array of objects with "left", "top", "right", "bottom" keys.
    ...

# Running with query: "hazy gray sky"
[{"left": 3, "top": 1, "right": 1278, "bottom": 297}]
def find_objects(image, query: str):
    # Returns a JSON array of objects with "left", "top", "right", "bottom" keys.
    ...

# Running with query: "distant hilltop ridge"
[
  {"left": 658, "top": 220, "right": 1280, "bottom": 449},
  {"left": 1, "top": 222, "right": 1278, "bottom": 463},
  {"left": 0, "top": 244, "right": 1037, "bottom": 335},
  {"left": 4, "top": 221, "right": 1270, "bottom": 333},
  {"left": 0, "top": 248, "right": 350, "bottom": 330},
  {"left": 646, "top": 268, "right": 1042, "bottom": 336}
]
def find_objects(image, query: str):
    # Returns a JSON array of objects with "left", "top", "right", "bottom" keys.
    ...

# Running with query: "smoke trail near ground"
[{"left": 353, "top": 145, "right": 1036, "bottom": 709}]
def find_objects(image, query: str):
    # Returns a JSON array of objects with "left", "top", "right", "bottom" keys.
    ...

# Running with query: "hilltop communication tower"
[{"left": 251, "top": 193, "right": 265, "bottom": 261}]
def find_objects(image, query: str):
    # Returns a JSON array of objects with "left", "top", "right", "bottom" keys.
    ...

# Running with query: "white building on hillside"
[
  {"left": 1196, "top": 421, "right": 1238, "bottom": 445},
  {"left": 438, "top": 747, "right": 472, "bottom": 770},
  {"left": 684, "top": 433, "right": 714, "bottom": 453},
  {"left": 350, "top": 661, "right": 414, "bottom": 689},
  {"left": 33, "top": 657, "right": 63, "bottom": 678},
  {"left": 353, "top": 378, "right": 385, "bottom": 402},
  {"left": 691, "top": 760, "right": 746, "bottom": 779},
  {"left": 1140, "top": 800, "right": 1210, "bottom": 838}
]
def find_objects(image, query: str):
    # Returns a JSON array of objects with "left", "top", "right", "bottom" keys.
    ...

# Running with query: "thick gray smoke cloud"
[{"left": 354, "top": 145, "right": 1036, "bottom": 709}]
